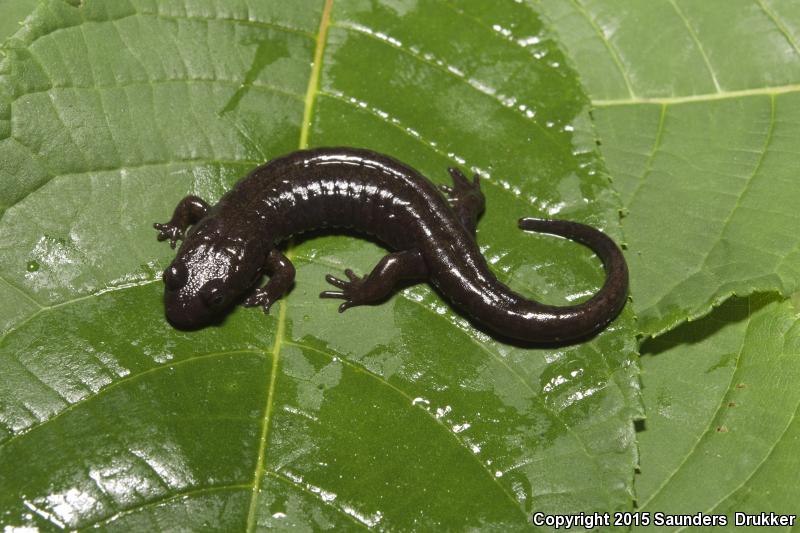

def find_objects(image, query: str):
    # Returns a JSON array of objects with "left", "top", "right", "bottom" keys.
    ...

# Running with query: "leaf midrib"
[
  {"left": 244, "top": 0, "right": 333, "bottom": 530},
  {"left": 240, "top": 0, "right": 596, "bottom": 521},
  {"left": 282, "top": 339, "right": 527, "bottom": 517}
]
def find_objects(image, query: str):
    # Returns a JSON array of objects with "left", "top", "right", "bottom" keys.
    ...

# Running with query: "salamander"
[{"left": 154, "top": 147, "right": 628, "bottom": 343}]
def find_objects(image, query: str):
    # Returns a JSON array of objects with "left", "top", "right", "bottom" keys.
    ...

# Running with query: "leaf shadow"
[
  {"left": 639, "top": 293, "right": 780, "bottom": 359},
  {"left": 633, "top": 292, "right": 783, "bottom": 435}
]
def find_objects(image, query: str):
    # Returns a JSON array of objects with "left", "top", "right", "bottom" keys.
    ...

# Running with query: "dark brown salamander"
[{"left": 154, "top": 147, "right": 628, "bottom": 343}]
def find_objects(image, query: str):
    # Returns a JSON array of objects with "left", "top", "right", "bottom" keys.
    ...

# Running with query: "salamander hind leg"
[
  {"left": 439, "top": 167, "right": 484, "bottom": 235},
  {"left": 320, "top": 250, "right": 428, "bottom": 312},
  {"left": 154, "top": 195, "right": 210, "bottom": 248}
]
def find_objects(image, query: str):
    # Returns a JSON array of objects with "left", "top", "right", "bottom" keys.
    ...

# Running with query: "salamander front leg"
[
  {"left": 439, "top": 167, "right": 485, "bottom": 235},
  {"left": 243, "top": 249, "right": 296, "bottom": 314},
  {"left": 153, "top": 195, "right": 210, "bottom": 248},
  {"left": 320, "top": 250, "right": 428, "bottom": 312}
]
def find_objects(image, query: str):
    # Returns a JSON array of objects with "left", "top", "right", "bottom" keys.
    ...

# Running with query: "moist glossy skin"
[{"left": 154, "top": 147, "right": 628, "bottom": 343}]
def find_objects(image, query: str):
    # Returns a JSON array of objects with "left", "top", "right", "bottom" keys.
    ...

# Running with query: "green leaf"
[
  {"left": 536, "top": 0, "right": 800, "bottom": 524},
  {"left": 633, "top": 295, "right": 800, "bottom": 528},
  {"left": 0, "top": 0, "right": 639, "bottom": 529},
  {"left": 537, "top": 0, "right": 800, "bottom": 335},
  {"left": 0, "top": 0, "right": 38, "bottom": 43}
]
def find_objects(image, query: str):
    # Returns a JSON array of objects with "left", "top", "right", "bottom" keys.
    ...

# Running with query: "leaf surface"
[
  {"left": 538, "top": 0, "right": 800, "bottom": 335},
  {"left": 0, "top": 0, "right": 38, "bottom": 42},
  {"left": 0, "top": 0, "right": 639, "bottom": 530},
  {"left": 537, "top": 0, "right": 800, "bottom": 524},
  {"left": 633, "top": 296, "right": 800, "bottom": 529}
]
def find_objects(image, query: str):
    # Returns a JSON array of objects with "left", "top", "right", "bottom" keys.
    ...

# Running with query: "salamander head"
[{"left": 162, "top": 226, "right": 266, "bottom": 329}]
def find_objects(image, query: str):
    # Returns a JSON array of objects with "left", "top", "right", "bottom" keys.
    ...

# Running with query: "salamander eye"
[
  {"left": 163, "top": 264, "right": 187, "bottom": 290},
  {"left": 200, "top": 283, "right": 225, "bottom": 308}
]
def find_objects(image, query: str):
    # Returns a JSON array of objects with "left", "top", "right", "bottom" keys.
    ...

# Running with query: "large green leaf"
[
  {"left": 633, "top": 295, "right": 800, "bottom": 529},
  {"left": 538, "top": 0, "right": 800, "bottom": 336},
  {"left": 0, "top": 0, "right": 639, "bottom": 529},
  {"left": 537, "top": 0, "right": 800, "bottom": 525}
]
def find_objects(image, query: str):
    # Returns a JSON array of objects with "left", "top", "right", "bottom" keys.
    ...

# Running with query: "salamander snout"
[
  {"left": 162, "top": 266, "right": 205, "bottom": 330},
  {"left": 160, "top": 245, "right": 252, "bottom": 330}
]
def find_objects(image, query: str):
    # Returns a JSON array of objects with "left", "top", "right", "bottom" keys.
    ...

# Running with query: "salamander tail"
[{"left": 517, "top": 217, "right": 629, "bottom": 341}]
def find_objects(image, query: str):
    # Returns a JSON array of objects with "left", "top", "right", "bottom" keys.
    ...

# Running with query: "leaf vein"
[
  {"left": 639, "top": 298, "right": 753, "bottom": 510},
  {"left": 653, "top": 94, "right": 777, "bottom": 316},
  {"left": 264, "top": 470, "right": 371, "bottom": 531},
  {"left": 9, "top": 73, "right": 306, "bottom": 104},
  {"left": 245, "top": 1, "right": 334, "bottom": 529},
  {"left": 0, "top": 273, "right": 43, "bottom": 309},
  {"left": 293, "top": 253, "right": 612, "bottom": 471},
  {"left": 700, "top": 402, "right": 800, "bottom": 519},
  {"left": 1, "top": 155, "right": 260, "bottom": 221},
  {"left": 75, "top": 483, "right": 252, "bottom": 531},
  {"left": 567, "top": 0, "right": 636, "bottom": 99},
  {"left": 319, "top": 89, "right": 543, "bottom": 211},
  {"left": 667, "top": 0, "right": 721, "bottom": 92},
  {"left": 592, "top": 83, "right": 800, "bottom": 107},
  {"left": 753, "top": 0, "right": 800, "bottom": 59},
  {"left": 8, "top": 6, "right": 313, "bottom": 53},
  {"left": 283, "top": 339, "right": 527, "bottom": 519},
  {"left": 624, "top": 103, "right": 667, "bottom": 210},
  {"left": 245, "top": 304, "right": 284, "bottom": 532},
  {"left": 675, "top": 317, "right": 800, "bottom": 533},
  {"left": 0, "top": 349, "right": 265, "bottom": 450},
  {"left": 332, "top": 20, "right": 561, "bottom": 149}
]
